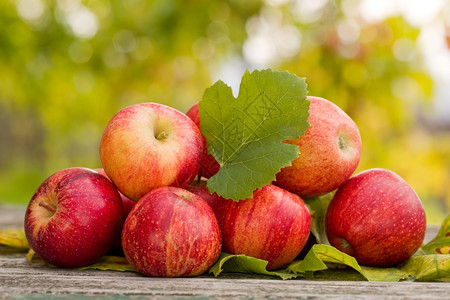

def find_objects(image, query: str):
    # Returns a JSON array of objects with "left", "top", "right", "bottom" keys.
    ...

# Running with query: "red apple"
[
  {"left": 122, "top": 186, "right": 222, "bottom": 277},
  {"left": 99, "top": 102, "right": 203, "bottom": 201},
  {"left": 275, "top": 96, "right": 362, "bottom": 198},
  {"left": 95, "top": 168, "right": 135, "bottom": 215},
  {"left": 186, "top": 102, "right": 220, "bottom": 179},
  {"left": 186, "top": 179, "right": 224, "bottom": 216},
  {"left": 326, "top": 168, "right": 427, "bottom": 267},
  {"left": 95, "top": 168, "right": 136, "bottom": 251},
  {"left": 24, "top": 167, "right": 124, "bottom": 268},
  {"left": 216, "top": 184, "right": 311, "bottom": 270}
]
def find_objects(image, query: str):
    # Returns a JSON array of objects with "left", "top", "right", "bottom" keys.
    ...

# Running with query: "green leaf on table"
[
  {"left": 0, "top": 229, "right": 30, "bottom": 251},
  {"left": 26, "top": 248, "right": 40, "bottom": 263},
  {"left": 287, "top": 243, "right": 450, "bottom": 282},
  {"left": 288, "top": 244, "right": 364, "bottom": 276},
  {"left": 421, "top": 215, "right": 450, "bottom": 255},
  {"left": 304, "top": 193, "right": 334, "bottom": 245},
  {"left": 399, "top": 254, "right": 450, "bottom": 282},
  {"left": 80, "top": 255, "right": 136, "bottom": 272},
  {"left": 199, "top": 69, "right": 309, "bottom": 200},
  {"left": 209, "top": 252, "right": 298, "bottom": 280},
  {"left": 360, "top": 266, "right": 411, "bottom": 282},
  {"left": 288, "top": 244, "right": 412, "bottom": 282}
]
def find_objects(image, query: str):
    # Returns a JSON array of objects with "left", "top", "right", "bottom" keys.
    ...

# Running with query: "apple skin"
[
  {"left": 275, "top": 96, "right": 362, "bottom": 198},
  {"left": 325, "top": 168, "right": 427, "bottom": 267},
  {"left": 186, "top": 102, "right": 220, "bottom": 179},
  {"left": 99, "top": 102, "right": 203, "bottom": 201},
  {"left": 24, "top": 167, "right": 124, "bottom": 268},
  {"left": 95, "top": 168, "right": 135, "bottom": 216},
  {"left": 121, "top": 186, "right": 222, "bottom": 277},
  {"left": 95, "top": 168, "right": 136, "bottom": 251},
  {"left": 186, "top": 179, "right": 224, "bottom": 216},
  {"left": 187, "top": 183, "right": 312, "bottom": 270},
  {"left": 215, "top": 184, "right": 311, "bottom": 270}
]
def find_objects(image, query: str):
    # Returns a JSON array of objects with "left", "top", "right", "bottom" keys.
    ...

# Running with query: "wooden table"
[{"left": 1, "top": 204, "right": 448, "bottom": 299}]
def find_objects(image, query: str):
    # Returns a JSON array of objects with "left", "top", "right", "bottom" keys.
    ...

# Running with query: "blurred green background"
[{"left": 1, "top": 0, "right": 449, "bottom": 224}]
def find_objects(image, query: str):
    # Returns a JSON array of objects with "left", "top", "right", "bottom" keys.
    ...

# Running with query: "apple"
[
  {"left": 95, "top": 168, "right": 136, "bottom": 251},
  {"left": 275, "top": 96, "right": 362, "bottom": 198},
  {"left": 216, "top": 184, "right": 311, "bottom": 270},
  {"left": 186, "top": 102, "right": 220, "bottom": 179},
  {"left": 186, "top": 179, "right": 224, "bottom": 216},
  {"left": 121, "top": 186, "right": 222, "bottom": 277},
  {"left": 24, "top": 167, "right": 124, "bottom": 268},
  {"left": 325, "top": 168, "right": 427, "bottom": 267},
  {"left": 99, "top": 102, "right": 203, "bottom": 201},
  {"left": 187, "top": 182, "right": 315, "bottom": 266},
  {"left": 95, "top": 168, "right": 135, "bottom": 215}
]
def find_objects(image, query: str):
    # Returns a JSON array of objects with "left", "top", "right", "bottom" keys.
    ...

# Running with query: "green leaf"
[
  {"left": 286, "top": 244, "right": 450, "bottom": 282},
  {"left": 400, "top": 254, "right": 450, "bottom": 282},
  {"left": 287, "top": 244, "right": 413, "bottom": 282},
  {"left": 288, "top": 244, "right": 365, "bottom": 277},
  {"left": 209, "top": 252, "right": 298, "bottom": 280},
  {"left": 26, "top": 248, "right": 40, "bottom": 263},
  {"left": 80, "top": 256, "right": 136, "bottom": 272},
  {"left": 421, "top": 215, "right": 450, "bottom": 255},
  {"left": 199, "top": 69, "right": 309, "bottom": 200},
  {"left": 0, "top": 229, "right": 30, "bottom": 251},
  {"left": 360, "top": 266, "right": 411, "bottom": 282},
  {"left": 304, "top": 193, "right": 334, "bottom": 245}
]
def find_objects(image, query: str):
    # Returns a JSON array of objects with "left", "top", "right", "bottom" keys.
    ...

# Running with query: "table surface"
[{"left": 0, "top": 204, "right": 448, "bottom": 299}]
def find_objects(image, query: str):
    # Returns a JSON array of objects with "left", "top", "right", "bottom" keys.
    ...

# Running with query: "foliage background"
[{"left": 0, "top": 0, "right": 449, "bottom": 223}]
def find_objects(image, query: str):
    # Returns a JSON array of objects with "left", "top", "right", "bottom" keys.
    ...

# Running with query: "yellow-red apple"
[
  {"left": 275, "top": 96, "right": 362, "bottom": 198},
  {"left": 99, "top": 103, "right": 203, "bottom": 201}
]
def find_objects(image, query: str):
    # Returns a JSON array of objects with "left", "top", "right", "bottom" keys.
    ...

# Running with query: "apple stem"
[
  {"left": 39, "top": 200, "right": 57, "bottom": 213},
  {"left": 156, "top": 131, "right": 169, "bottom": 140}
]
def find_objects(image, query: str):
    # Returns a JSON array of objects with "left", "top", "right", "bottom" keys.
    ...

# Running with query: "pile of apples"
[{"left": 24, "top": 96, "right": 427, "bottom": 277}]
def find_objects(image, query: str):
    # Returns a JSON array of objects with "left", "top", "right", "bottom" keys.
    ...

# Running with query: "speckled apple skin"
[
  {"left": 95, "top": 168, "right": 135, "bottom": 216},
  {"left": 217, "top": 184, "right": 311, "bottom": 271},
  {"left": 99, "top": 103, "right": 203, "bottom": 201},
  {"left": 121, "top": 187, "right": 222, "bottom": 277},
  {"left": 186, "top": 180, "right": 224, "bottom": 217},
  {"left": 24, "top": 168, "right": 124, "bottom": 268},
  {"left": 275, "top": 96, "right": 362, "bottom": 198},
  {"left": 326, "top": 168, "right": 427, "bottom": 267},
  {"left": 186, "top": 102, "right": 220, "bottom": 179},
  {"left": 95, "top": 168, "right": 136, "bottom": 250}
]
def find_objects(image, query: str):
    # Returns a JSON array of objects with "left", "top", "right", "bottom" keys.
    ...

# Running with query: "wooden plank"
[
  {"left": 1, "top": 252, "right": 449, "bottom": 299},
  {"left": 0, "top": 205, "right": 448, "bottom": 299}
]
